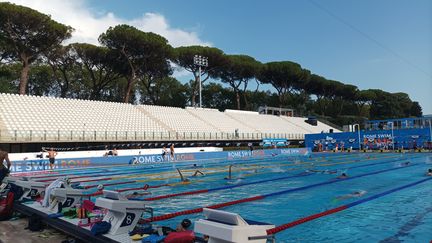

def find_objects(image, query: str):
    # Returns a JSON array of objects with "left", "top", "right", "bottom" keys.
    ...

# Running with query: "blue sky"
[{"left": 5, "top": 0, "right": 432, "bottom": 113}]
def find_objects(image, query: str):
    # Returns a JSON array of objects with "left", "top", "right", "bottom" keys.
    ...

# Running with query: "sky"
[{"left": 3, "top": 0, "right": 432, "bottom": 114}]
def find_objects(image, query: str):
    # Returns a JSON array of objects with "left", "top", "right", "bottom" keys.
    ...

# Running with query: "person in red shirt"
[{"left": 164, "top": 219, "right": 195, "bottom": 243}]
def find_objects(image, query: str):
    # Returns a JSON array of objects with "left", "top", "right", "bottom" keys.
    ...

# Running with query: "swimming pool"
[{"left": 14, "top": 152, "right": 432, "bottom": 242}]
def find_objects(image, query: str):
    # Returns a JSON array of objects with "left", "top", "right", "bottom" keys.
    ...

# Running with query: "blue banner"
[
  {"left": 10, "top": 147, "right": 311, "bottom": 173},
  {"left": 305, "top": 128, "right": 431, "bottom": 150},
  {"left": 262, "top": 138, "right": 289, "bottom": 147}
]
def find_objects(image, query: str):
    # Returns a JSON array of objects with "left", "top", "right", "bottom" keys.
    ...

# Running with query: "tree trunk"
[
  {"left": 19, "top": 57, "right": 30, "bottom": 95},
  {"left": 278, "top": 91, "right": 283, "bottom": 108},
  {"left": 124, "top": 73, "right": 135, "bottom": 103},
  {"left": 236, "top": 91, "right": 241, "bottom": 110},
  {"left": 243, "top": 92, "right": 249, "bottom": 110},
  {"left": 191, "top": 91, "right": 196, "bottom": 107}
]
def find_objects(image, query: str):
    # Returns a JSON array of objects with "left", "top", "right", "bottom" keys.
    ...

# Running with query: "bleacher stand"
[{"left": 0, "top": 93, "right": 340, "bottom": 142}]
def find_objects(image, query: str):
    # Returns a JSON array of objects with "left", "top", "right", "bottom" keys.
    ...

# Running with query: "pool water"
[{"left": 17, "top": 152, "right": 432, "bottom": 242}]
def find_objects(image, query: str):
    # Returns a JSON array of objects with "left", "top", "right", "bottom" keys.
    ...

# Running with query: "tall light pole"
[
  {"left": 193, "top": 55, "right": 208, "bottom": 108},
  {"left": 353, "top": 124, "right": 361, "bottom": 151}
]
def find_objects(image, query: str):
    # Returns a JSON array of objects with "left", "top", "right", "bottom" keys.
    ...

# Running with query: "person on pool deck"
[
  {"left": 0, "top": 148, "right": 12, "bottom": 184},
  {"left": 427, "top": 169, "right": 432, "bottom": 176},
  {"left": 337, "top": 172, "right": 348, "bottom": 179},
  {"left": 164, "top": 219, "right": 195, "bottom": 243},
  {"left": 170, "top": 144, "right": 175, "bottom": 159},
  {"left": 177, "top": 218, "right": 192, "bottom": 232},
  {"left": 44, "top": 147, "right": 58, "bottom": 170},
  {"left": 161, "top": 146, "right": 168, "bottom": 160},
  {"left": 104, "top": 147, "right": 118, "bottom": 157}
]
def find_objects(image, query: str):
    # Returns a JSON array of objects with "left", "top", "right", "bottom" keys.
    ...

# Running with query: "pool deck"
[{"left": 13, "top": 202, "right": 118, "bottom": 243}]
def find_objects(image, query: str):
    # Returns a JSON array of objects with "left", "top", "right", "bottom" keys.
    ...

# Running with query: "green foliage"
[
  {"left": 173, "top": 46, "right": 227, "bottom": 76},
  {"left": 216, "top": 54, "right": 261, "bottom": 109},
  {"left": 0, "top": 2, "right": 73, "bottom": 94},
  {"left": 139, "top": 77, "right": 187, "bottom": 107},
  {"left": 410, "top": 101, "right": 422, "bottom": 117},
  {"left": 201, "top": 82, "right": 235, "bottom": 110},
  {"left": 26, "top": 64, "right": 55, "bottom": 96},
  {"left": 0, "top": 63, "right": 19, "bottom": 93},
  {"left": 45, "top": 44, "right": 80, "bottom": 97},
  {"left": 0, "top": 3, "right": 424, "bottom": 128},
  {"left": 258, "top": 61, "right": 310, "bottom": 107},
  {"left": 369, "top": 90, "right": 417, "bottom": 119},
  {"left": 71, "top": 43, "right": 122, "bottom": 100},
  {"left": 173, "top": 46, "right": 228, "bottom": 106},
  {"left": 99, "top": 24, "right": 172, "bottom": 103}
]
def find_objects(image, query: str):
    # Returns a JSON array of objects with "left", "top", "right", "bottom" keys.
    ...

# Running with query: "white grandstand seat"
[
  {"left": 138, "top": 105, "right": 219, "bottom": 134},
  {"left": 0, "top": 93, "right": 340, "bottom": 142}
]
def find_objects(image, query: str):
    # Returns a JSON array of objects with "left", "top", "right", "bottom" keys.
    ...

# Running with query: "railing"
[
  {"left": 315, "top": 116, "right": 343, "bottom": 131},
  {"left": 0, "top": 129, "right": 305, "bottom": 143}
]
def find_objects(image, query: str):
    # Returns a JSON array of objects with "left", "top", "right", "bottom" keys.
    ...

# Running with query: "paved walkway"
[{"left": 0, "top": 216, "right": 70, "bottom": 243}]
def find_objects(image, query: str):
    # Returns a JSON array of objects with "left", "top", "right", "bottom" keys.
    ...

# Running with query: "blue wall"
[
  {"left": 305, "top": 128, "right": 432, "bottom": 150},
  {"left": 10, "top": 147, "right": 311, "bottom": 173}
]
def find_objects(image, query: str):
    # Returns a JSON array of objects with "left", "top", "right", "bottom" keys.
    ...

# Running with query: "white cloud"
[{"left": 2, "top": 0, "right": 211, "bottom": 47}]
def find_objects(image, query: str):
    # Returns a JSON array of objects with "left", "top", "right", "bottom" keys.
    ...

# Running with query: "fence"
[{"left": 0, "top": 129, "right": 305, "bottom": 143}]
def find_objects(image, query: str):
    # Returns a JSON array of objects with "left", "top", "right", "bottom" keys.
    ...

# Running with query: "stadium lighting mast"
[
  {"left": 193, "top": 55, "right": 208, "bottom": 108},
  {"left": 353, "top": 124, "right": 361, "bottom": 150}
]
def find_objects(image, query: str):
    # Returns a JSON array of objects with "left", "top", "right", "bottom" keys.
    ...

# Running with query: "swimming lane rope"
[
  {"left": 265, "top": 176, "right": 432, "bottom": 235},
  {"left": 144, "top": 163, "right": 419, "bottom": 222}
]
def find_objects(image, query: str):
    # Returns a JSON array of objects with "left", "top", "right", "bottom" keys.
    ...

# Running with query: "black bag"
[
  {"left": 8, "top": 183, "right": 24, "bottom": 201},
  {"left": 26, "top": 214, "right": 44, "bottom": 231}
]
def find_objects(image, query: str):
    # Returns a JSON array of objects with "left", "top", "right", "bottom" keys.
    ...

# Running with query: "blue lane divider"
[
  {"left": 209, "top": 156, "right": 414, "bottom": 192},
  {"left": 263, "top": 164, "right": 420, "bottom": 198},
  {"left": 136, "top": 156, "right": 417, "bottom": 201},
  {"left": 207, "top": 173, "right": 313, "bottom": 192},
  {"left": 266, "top": 176, "right": 432, "bottom": 235},
  {"left": 344, "top": 154, "right": 422, "bottom": 170},
  {"left": 346, "top": 176, "right": 432, "bottom": 208},
  {"left": 145, "top": 162, "right": 423, "bottom": 222}
]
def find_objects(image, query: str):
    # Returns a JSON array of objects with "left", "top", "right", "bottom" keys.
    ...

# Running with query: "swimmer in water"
[
  {"left": 307, "top": 169, "right": 337, "bottom": 174},
  {"left": 192, "top": 170, "right": 205, "bottom": 177},
  {"left": 402, "top": 161, "right": 411, "bottom": 166},
  {"left": 245, "top": 169, "right": 258, "bottom": 174},
  {"left": 176, "top": 168, "right": 190, "bottom": 182},
  {"left": 334, "top": 190, "right": 367, "bottom": 201},
  {"left": 426, "top": 168, "right": 432, "bottom": 176},
  {"left": 337, "top": 172, "right": 348, "bottom": 179},
  {"left": 126, "top": 191, "right": 152, "bottom": 199},
  {"left": 224, "top": 165, "right": 234, "bottom": 180}
]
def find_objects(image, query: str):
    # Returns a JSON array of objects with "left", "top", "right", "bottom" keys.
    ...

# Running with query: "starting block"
[
  {"left": 50, "top": 187, "right": 90, "bottom": 211},
  {"left": 194, "top": 208, "right": 275, "bottom": 243},
  {"left": 13, "top": 180, "right": 48, "bottom": 200},
  {"left": 95, "top": 190, "right": 150, "bottom": 235}
]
